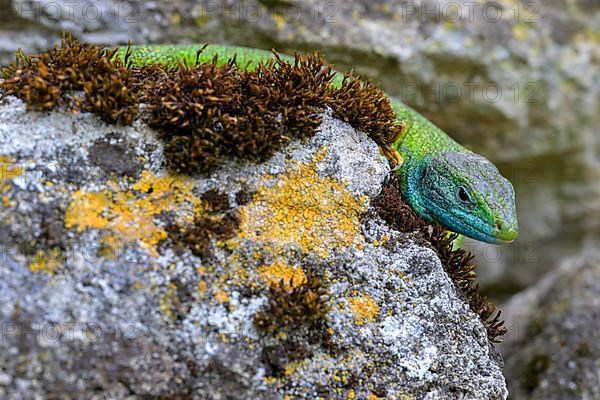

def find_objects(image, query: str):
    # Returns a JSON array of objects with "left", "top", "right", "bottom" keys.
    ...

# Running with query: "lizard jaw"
[{"left": 457, "top": 216, "right": 518, "bottom": 245}]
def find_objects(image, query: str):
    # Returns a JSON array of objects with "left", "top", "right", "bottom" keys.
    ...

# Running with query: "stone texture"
[
  {"left": 500, "top": 252, "right": 600, "bottom": 399},
  {"left": 0, "top": 96, "right": 507, "bottom": 399}
]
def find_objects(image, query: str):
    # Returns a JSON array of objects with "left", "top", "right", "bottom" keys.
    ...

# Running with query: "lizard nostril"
[{"left": 497, "top": 223, "right": 503, "bottom": 232}]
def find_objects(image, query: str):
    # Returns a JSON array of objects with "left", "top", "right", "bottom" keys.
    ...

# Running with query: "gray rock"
[
  {"left": 500, "top": 252, "right": 600, "bottom": 399},
  {"left": 0, "top": 96, "right": 507, "bottom": 398}
]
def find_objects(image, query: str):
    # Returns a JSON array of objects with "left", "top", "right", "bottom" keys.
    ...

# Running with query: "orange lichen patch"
[
  {"left": 197, "top": 280, "right": 208, "bottom": 293},
  {"left": 0, "top": 156, "right": 23, "bottom": 204},
  {"left": 239, "top": 148, "right": 368, "bottom": 259},
  {"left": 28, "top": 248, "right": 62, "bottom": 274},
  {"left": 259, "top": 259, "right": 307, "bottom": 289},
  {"left": 64, "top": 171, "right": 202, "bottom": 256},
  {"left": 348, "top": 294, "right": 379, "bottom": 325},
  {"left": 0, "top": 156, "right": 23, "bottom": 181},
  {"left": 159, "top": 282, "right": 178, "bottom": 319},
  {"left": 65, "top": 190, "right": 110, "bottom": 231},
  {"left": 214, "top": 290, "right": 230, "bottom": 303},
  {"left": 284, "top": 361, "right": 304, "bottom": 376}
]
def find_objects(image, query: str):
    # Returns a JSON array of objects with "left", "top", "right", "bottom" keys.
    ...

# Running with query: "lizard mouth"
[{"left": 459, "top": 216, "right": 518, "bottom": 245}]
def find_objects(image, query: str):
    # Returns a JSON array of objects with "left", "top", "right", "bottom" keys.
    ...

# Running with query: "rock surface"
[
  {"left": 0, "top": 96, "right": 507, "bottom": 398},
  {"left": 500, "top": 251, "right": 600, "bottom": 399}
]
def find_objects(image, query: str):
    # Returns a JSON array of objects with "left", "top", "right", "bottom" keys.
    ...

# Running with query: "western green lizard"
[{"left": 116, "top": 44, "right": 518, "bottom": 245}]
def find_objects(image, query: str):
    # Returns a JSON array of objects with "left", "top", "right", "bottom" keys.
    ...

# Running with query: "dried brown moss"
[
  {"left": 254, "top": 270, "right": 331, "bottom": 334},
  {"left": 144, "top": 52, "right": 403, "bottom": 173},
  {"left": 165, "top": 188, "right": 244, "bottom": 258},
  {"left": 372, "top": 177, "right": 507, "bottom": 343},
  {"left": 167, "top": 211, "right": 240, "bottom": 259},
  {"left": 1, "top": 36, "right": 403, "bottom": 174},
  {"left": 255, "top": 269, "right": 333, "bottom": 377},
  {"left": 1, "top": 36, "right": 140, "bottom": 125}
]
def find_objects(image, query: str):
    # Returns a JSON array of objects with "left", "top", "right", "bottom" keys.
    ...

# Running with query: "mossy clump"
[
  {"left": 254, "top": 270, "right": 331, "bottom": 333},
  {"left": 144, "top": 51, "right": 403, "bottom": 173},
  {"left": 144, "top": 52, "right": 328, "bottom": 172},
  {"left": 1, "top": 36, "right": 140, "bottom": 125},
  {"left": 1, "top": 36, "right": 404, "bottom": 174},
  {"left": 166, "top": 189, "right": 241, "bottom": 259},
  {"left": 254, "top": 268, "right": 333, "bottom": 376},
  {"left": 372, "top": 177, "right": 507, "bottom": 343}
]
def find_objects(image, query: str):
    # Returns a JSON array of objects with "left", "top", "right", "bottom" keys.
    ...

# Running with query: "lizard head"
[{"left": 407, "top": 151, "right": 518, "bottom": 244}]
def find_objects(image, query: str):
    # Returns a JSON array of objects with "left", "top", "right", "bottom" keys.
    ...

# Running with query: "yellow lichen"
[
  {"left": 28, "top": 248, "right": 62, "bottom": 274},
  {"left": 239, "top": 148, "right": 367, "bottom": 259},
  {"left": 258, "top": 259, "right": 307, "bottom": 289},
  {"left": 348, "top": 294, "right": 379, "bottom": 325},
  {"left": 64, "top": 190, "right": 110, "bottom": 231},
  {"left": 273, "top": 13, "right": 286, "bottom": 29},
  {"left": 64, "top": 171, "right": 202, "bottom": 256},
  {"left": 214, "top": 290, "right": 230, "bottom": 303},
  {"left": 263, "top": 376, "right": 278, "bottom": 385},
  {"left": 284, "top": 363, "right": 296, "bottom": 376},
  {"left": 512, "top": 23, "right": 530, "bottom": 41},
  {"left": 159, "top": 282, "right": 178, "bottom": 319},
  {"left": 2, "top": 195, "right": 14, "bottom": 208},
  {"left": 0, "top": 156, "right": 23, "bottom": 181},
  {"left": 0, "top": 156, "right": 23, "bottom": 205}
]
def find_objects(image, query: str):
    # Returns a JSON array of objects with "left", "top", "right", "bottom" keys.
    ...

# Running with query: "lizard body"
[{"left": 116, "top": 44, "right": 518, "bottom": 244}]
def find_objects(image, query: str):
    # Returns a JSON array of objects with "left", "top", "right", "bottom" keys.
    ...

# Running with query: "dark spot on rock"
[
  {"left": 167, "top": 210, "right": 241, "bottom": 259},
  {"left": 235, "top": 188, "right": 255, "bottom": 206},
  {"left": 201, "top": 189, "right": 230, "bottom": 213},
  {"left": 89, "top": 134, "right": 140, "bottom": 177},
  {"left": 522, "top": 353, "right": 551, "bottom": 393},
  {"left": 186, "top": 359, "right": 200, "bottom": 378},
  {"left": 372, "top": 385, "right": 388, "bottom": 397},
  {"left": 170, "top": 278, "right": 194, "bottom": 321},
  {"left": 39, "top": 209, "right": 66, "bottom": 248},
  {"left": 261, "top": 345, "right": 286, "bottom": 377},
  {"left": 547, "top": 14, "right": 582, "bottom": 45},
  {"left": 575, "top": 340, "right": 593, "bottom": 357}
]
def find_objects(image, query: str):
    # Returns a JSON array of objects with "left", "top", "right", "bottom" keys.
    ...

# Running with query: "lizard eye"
[{"left": 457, "top": 186, "right": 472, "bottom": 204}]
